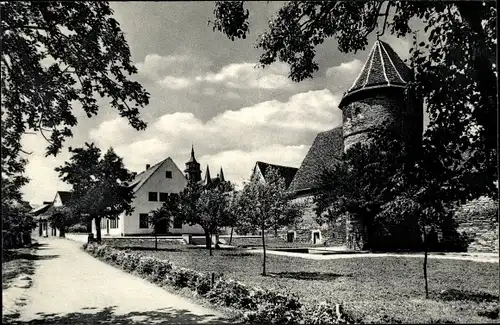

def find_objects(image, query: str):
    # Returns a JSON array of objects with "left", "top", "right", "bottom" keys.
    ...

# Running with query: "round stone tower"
[{"left": 338, "top": 39, "right": 423, "bottom": 153}]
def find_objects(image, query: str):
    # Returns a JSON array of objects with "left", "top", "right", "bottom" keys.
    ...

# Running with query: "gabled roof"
[
  {"left": 255, "top": 161, "right": 298, "bottom": 189},
  {"left": 31, "top": 202, "right": 53, "bottom": 216},
  {"left": 56, "top": 191, "right": 73, "bottom": 205},
  {"left": 129, "top": 158, "right": 172, "bottom": 192},
  {"left": 288, "top": 127, "right": 344, "bottom": 193},
  {"left": 339, "top": 40, "right": 410, "bottom": 108}
]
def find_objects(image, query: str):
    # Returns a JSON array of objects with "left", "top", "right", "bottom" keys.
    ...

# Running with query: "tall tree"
[
  {"left": 148, "top": 193, "right": 180, "bottom": 251},
  {"left": 235, "top": 167, "right": 303, "bottom": 275},
  {"left": 1, "top": 2, "right": 150, "bottom": 213},
  {"left": 178, "top": 180, "right": 234, "bottom": 255},
  {"left": 1, "top": 2, "right": 150, "bottom": 160},
  {"left": 212, "top": 1, "right": 498, "bottom": 199},
  {"left": 56, "top": 143, "right": 136, "bottom": 242}
]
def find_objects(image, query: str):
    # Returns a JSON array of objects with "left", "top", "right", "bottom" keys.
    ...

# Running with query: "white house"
[{"left": 92, "top": 156, "right": 205, "bottom": 237}]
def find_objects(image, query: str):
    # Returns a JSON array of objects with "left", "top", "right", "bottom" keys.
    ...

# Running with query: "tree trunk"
[
  {"left": 204, "top": 228, "right": 210, "bottom": 249},
  {"left": 59, "top": 226, "right": 65, "bottom": 238},
  {"left": 423, "top": 230, "right": 429, "bottom": 299},
  {"left": 95, "top": 217, "right": 102, "bottom": 243},
  {"left": 209, "top": 230, "right": 213, "bottom": 256},
  {"left": 229, "top": 227, "right": 234, "bottom": 245},
  {"left": 261, "top": 227, "right": 267, "bottom": 276}
]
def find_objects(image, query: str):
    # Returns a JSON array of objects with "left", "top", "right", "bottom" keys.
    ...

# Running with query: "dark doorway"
[
  {"left": 313, "top": 231, "right": 320, "bottom": 244},
  {"left": 155, "top": 218, "right": 169, "bottom": 234},
  {"left": 287, "top": 232, "right": 295, "bottom": 243}
]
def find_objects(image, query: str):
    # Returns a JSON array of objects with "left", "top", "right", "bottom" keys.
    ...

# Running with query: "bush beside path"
[{"left": 3, "top": 238, "right": 228, "bottom": 324}]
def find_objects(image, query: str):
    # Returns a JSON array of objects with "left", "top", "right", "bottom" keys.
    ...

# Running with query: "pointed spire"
[
  {"left": 219, "top": 167, "right": 225, "bottom": 182},
  {"left": 187, "top": 144, "right": 198, "bottom": 163},
  {"left": 204, "top": 165, "right": 212, "bottom": 185}
]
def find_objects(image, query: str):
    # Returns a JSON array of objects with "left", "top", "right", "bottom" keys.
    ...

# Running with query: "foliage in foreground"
[{"left": 83, "top": 242, "right": 354, "bottom": 324}]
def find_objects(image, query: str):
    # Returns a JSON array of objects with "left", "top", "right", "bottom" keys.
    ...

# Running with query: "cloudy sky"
[{"left": 21, "top": 2, "right": 418, "bottom": 205}]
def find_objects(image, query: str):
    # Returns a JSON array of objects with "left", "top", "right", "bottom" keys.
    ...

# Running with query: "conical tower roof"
[
  {"left": 187, "top": 144, "right": 198, "bottom": 164},
  {"left": 204, "top": 165, "right": 212, "bottom": 185},
  {"left": 339, "top": 40, "right": 410, "bottom": 108},
  {"left": 219, "top": 167, "right": 225, "bottom": 182}
]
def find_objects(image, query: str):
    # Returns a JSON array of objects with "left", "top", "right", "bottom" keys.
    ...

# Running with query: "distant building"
[
  {"left": 32, "top": 191, "right": 74, "bottom": 237},
  {"left": 90, "top": 146, "right": 227, "bottom": 237},
  {"left": 250, "top": 161, "right": 298, "bottom": 189}
]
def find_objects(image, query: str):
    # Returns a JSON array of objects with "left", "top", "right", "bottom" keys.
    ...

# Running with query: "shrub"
[
  {"left": 137, "top": 256, "right": 156, "bottom": 275},
  {"left": 206, "top": 279, "right": 258, "bottom": 310},
  {"left": 67, "top": 223, "right": 88, "bottom": 233},
  {"left": 242, "top": 295, "right": 303, "bottom": 324},
  {"left": 302, "top": 300, "right": 354, "bottom": 324},
  {"left": 82, "top": 243, "right": 348, "bottom": 324},
  {"left": 151, "top": 259, "right": 173, "bottom": 281},
  {"left": 194, "top": 273, "right": 212, "bottom": 296},
  {"left": 167, "top": 267, "right": 193, "bottom": 288}
]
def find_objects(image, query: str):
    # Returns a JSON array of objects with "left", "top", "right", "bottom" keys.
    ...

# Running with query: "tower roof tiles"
[{"left": 339, "top": 40, "right": 410, "bottom": 108}]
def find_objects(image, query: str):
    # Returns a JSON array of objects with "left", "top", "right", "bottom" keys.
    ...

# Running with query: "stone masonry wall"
[
  {"left": 453, "top": 196, "right": 498, "bottom": 253},
  {"left": 342, "top": 95, "right": 403, "bottom": 152}
]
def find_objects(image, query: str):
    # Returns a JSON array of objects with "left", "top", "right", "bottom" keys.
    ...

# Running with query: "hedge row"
[{"left": 83, "top": 242, "right": 354, "bottom": 324}]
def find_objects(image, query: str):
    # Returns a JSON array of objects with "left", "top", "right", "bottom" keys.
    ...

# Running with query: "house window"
[
  {"left": 110, "top": 217, "right": 118, "bottom": 229},
  {"left": 159, "top": 192, "right": 168, "bottom": 202},
  {"left": 173, "top": 216, "right": 183, "bottom": 229},
  {"left": 139, "top": 214, "right": 149, "bottom": 229},
  {"left": 148, "top": 192, "right": 158, "bottom": 201},
  {"left": 165, "top": 171, "right": 172, "bottom": 178}
]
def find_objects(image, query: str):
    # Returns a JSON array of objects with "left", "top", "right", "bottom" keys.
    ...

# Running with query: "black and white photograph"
[{"left": 2, "top": 1, "right": 498, "bottom": 324}]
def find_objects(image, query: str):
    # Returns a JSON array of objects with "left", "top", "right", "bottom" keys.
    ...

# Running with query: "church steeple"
[
  {"left": 219, "top": 167, "right": 225, "bottom": 182},
  {"left": 204, "top": 165, "right": 212, "bottom": 186},
  {"left": 184, "top": 145, "right": 201, "bottom": 182}
]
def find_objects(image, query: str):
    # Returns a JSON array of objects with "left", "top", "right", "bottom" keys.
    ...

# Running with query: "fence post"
[{"left": 211, "top": 272, "right": 215, "bottom": 287}]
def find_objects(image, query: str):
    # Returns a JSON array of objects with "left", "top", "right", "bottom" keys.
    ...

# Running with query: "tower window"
[
  {"left": 148, "top": 192, "right": 158, "bottom": 201},
  {"left": 165, "top": 171, "right": 172, "bottom": 178}
]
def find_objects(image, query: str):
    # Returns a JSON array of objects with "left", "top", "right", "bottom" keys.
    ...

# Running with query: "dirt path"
[
  {"left": 6, "top": 237, "right": 229, "bottom": 324},
  {"left": 249, "top": 248, "right": 499, "bottom": 263}
]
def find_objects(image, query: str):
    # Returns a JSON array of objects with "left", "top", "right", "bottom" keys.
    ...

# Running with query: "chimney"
[{"left": 146, "top": 164, "right": 151, "bottom": 170}]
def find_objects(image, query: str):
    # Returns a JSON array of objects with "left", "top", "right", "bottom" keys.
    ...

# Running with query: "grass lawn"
[{"left": 116, "top": 245, "right": 499, "bottom": 323}]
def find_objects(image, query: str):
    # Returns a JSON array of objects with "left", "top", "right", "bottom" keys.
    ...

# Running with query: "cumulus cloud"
[
  {"left": 157, "top": 76, "right": 194, "bottom": 89},
  {"left": 196, "top": 62, "right": 294, "bottom": 90},
  {"left": 325, "top": 59, "right": 364, "bottom": 92},
  {"left": 88, "top": 117, "right": 137, "bottom": 148},
  {"left": 87, "top": 89, "right": 342, "bottom": 185},
  {"left": 136, "top": 53, "right": 212, "bottom": 81}
]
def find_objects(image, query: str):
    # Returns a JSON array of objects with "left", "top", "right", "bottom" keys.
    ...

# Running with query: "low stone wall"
[
  {"left": 454, "top": 196, "right": 499, "bottom": 253},
  {"left": 321, "top": 215, "right": 347, "bottom": 246}
]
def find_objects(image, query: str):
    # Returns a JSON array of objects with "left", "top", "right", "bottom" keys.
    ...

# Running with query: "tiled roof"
[
  {"left": 129, "top": 158, "right": 170, "bottom": 192},
  {"left": 340, "top": 40, "right": 410, "bottom": 108},
  {"left": 288, "top": 127, "right": 344, "bottom": 193},
  {"left": 256, "top": 161, "right": 298, "bottom": 189}
]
